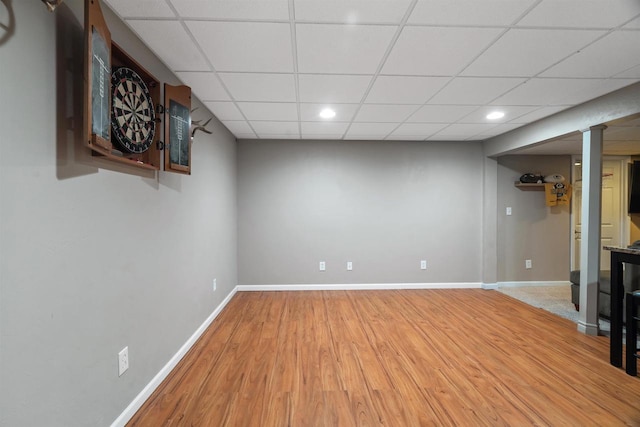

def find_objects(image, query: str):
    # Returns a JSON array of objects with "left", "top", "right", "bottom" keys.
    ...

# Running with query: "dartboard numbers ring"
[{"left": 111, "top": 67, "right": 156, "bottom": 154}]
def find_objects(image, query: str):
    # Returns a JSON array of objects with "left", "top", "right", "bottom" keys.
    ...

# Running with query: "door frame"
[{"left": 570, "top": 155, "right": 630, "bottom": 271}]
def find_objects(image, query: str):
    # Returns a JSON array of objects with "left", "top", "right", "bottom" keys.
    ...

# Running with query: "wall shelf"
[{"left": 515, "top": 182, "right": 545, "bottom": 191}]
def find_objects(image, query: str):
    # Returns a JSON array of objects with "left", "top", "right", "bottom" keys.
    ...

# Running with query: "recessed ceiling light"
[
  {"left": 319, "top": 108, "right": 336, "bottom": 119},
  {"left": 486, "top": 111, "right": 505, "bottom": 120}
]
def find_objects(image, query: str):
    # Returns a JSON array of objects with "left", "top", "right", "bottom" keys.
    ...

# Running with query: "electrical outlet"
[
  {"left": 118, "top": 346, "right": 129, "bottom": 377},
  {"left": 213, "top": 278, "right": 217, "bottom": 291},
  {"left": 525, "top": 259, "right": 532, "bottom": 269},
  {"left": 347, "top": 261, "right": 353, "bottom": 271},
  {"left": 319, "top": 261, "right": 326, "bottom": 271},
  {"left": 420, "top": 260, "right": 427, "bottom": 270},
  {"left": 506, "top": 207, "right": 512, "bottom": 216}
]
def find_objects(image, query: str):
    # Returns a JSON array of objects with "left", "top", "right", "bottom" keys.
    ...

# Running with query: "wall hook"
[{"left": 41, "top": 0, "right": 63, "bottom": 12}]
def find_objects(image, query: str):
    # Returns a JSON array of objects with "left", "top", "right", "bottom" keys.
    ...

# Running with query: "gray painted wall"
[
  {"left": 497, "top": 156, "right": 572, "bottom": 282},
  {"left": 238, "top": 139, "right": 484, "bottom": 285},
  {"left": 0, "top": 1, "right": 237, "bottom": 426},
  {"left": 1, "top": 2, "right": 608, "bottom": 425}
]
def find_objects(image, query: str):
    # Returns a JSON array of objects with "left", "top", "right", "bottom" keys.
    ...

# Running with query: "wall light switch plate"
[
  {"left": 118, "top": 346, "right": 129, "bottom": 377},
  {"left": 506, "top": 207, "right": 512, "bottom": 216},
  {"left": 213, "top": 278, "right": 217, "bottom": 291},
  {"left": 347, "top": 261, "right": 353, "bottom": 271},
  {"left": 420, "top": 260, "right": 427, "bottom": 270},
  {"left": 319, "top": 261, "right": 326, "bottom": 271}
]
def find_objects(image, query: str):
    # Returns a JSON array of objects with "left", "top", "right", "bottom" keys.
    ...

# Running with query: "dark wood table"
[{"left": 604, "top": 245, "right": 640, "bottom": 367}]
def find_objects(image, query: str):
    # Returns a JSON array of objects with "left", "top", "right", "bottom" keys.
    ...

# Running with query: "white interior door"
[{"left": 572, "top": 159, "right": 623, "bottom": 271}]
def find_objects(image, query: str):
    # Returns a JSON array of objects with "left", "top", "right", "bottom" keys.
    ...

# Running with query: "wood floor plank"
[
  {"left": 259, "top": 392, "right": 291, "bottom": 427},
  {"left": 128, "top": 290, "right": 640, "bottom": 426}
]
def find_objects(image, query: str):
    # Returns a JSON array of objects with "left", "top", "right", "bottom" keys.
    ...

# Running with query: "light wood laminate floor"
[{"left": 128, "top": 290, "right": 640, "bottom": 426}]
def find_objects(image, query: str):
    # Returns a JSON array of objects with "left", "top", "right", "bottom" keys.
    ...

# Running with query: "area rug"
[{"left": 496, "top": 285, "right": 611, "bottom": 334}]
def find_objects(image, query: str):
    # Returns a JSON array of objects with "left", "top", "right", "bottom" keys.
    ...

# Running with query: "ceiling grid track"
[
  {"left": 105, "top": 0, "right": 640, "bottom": 144},
  {"left": 340, "top": 0, "right": 420, "bottom": 141}
]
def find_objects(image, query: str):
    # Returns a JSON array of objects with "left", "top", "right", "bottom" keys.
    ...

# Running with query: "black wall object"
[{"left": 629, "top": 161, "right": 640, "bottom": 213}]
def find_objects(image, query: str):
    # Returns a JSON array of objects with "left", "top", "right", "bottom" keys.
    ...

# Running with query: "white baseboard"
[
  {"left": 237, "top": 282, "right": 483, "bottom": 291},
  {"left": 482, "top": 283, "right": 499, "bottom": 290},
  {"left": 497, "top": 281, "right": 572, "bottom": 288},
  {"left": 110, "top": 287, "right": 238, "bottom": 427}
]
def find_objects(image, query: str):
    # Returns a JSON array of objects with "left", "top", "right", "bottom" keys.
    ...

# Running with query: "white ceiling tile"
[
  {"left": 492, "top": 78, "right": 637, "bottom": 106},
  {"left": 625, "top": 16, "right": 640, "bottom": 29},
  {"left": 462, "top": 29, "right": 605, "bottom": 77},
  {"left": 606, "top": 125, "right": 640, "bottom": 141},
  {"left": 366, "top": 76, "right": 449, "bottom": 104},
  {"left": 170, "top": 0, "right": 289, "bottom": 20},
  {"left": 604, "top": 141, "right": 640, "bottom": 155},
  {"left": 301, "top": 121, "right": 350, "bottom": 135},
  {"left": 386, "top": 135, "right": 428, "bottom": 141},
  {"left": 296, "top": 24, "right": 397, "bottom": 74},
  {"left": 176, "top": 72, "right": 230, "bottom": 101},
  {"left": 299, "top": 104, "right": 359, "bottom": 121},
  {"left": 428, "top": 77, "right": 525, "bottom": 105},
  {"left": 304, "top": 134, "right": 345, "bottom": 139},
  {"left": 222, "top": 120, "right": 255, "bottom": 135},
  {"left": 409, "top": 0, "right": 535, "bottom": 25},
  {"left": 354, "top": 105, "right": 419, "bottom": 122},
  {"left": 389, "top": 123, "right": 447, "bottom": 137},
  {"left": 127, "top": 20, "right": 210, "bottom": 71},
  {"left": 203, "top": 101, "right": 244, "bottom": 120},
  {"left": 251, "top": 121, "right": 300, "bottom": 136},
  {"left": 298, "top": 74, "right": 372, "bottom": 103},
  {"left": 475, "top": 123, "right": 523, "bottom": 138},
  {"left": 104, "top": 0, "right": 175, "bottom": 18},
  {"left": 459, "top": 106, "right": 538, "bottom": 124},
  {"left": 294, "top": 0, "right": 412, "bottom": 23},
  {"left": 425, "top": 135, "right": 474, "bottom": 141},
  {"left": 237, "top": 102, "right": 298, "bottom": 121},
  {"left": 186, "top": 21, "right": 293, "bottom": 73},
  {"left": 344, "top": 135, "right": 385, "bottom": 140},
  {"left": 218, "top": 73, "right": 296, "bottom": 102},
  {"left": 259, "top": 135, "right": 305, "bottom": 139},
  {"left": 589, "top": 79, "right": 640, "bottom": 100},
  {"left": 113, "top": 0, "right": 640, "bottom": 143},
  {"left": 407, "top": 105, "right": 478, "bottom": 123},
  {"left": 542, "top": 31, "right": 640, "bottom": 78},
  {"left": 620, "top": 117, "right": 640, "bottom": 127},
  {"left": 507, "top": 106, "right": 571, "bottom": 123},
  {"left": 616, "top": 65, "right": 640, "bottom": 78},
  {"left": 382, "top": 27, "right": 502, "bottom": 75},
  {"left": 432, "top": 123, "right": 497, "bottom": 138},
  {"left": 518, "top": 0, "right": 640, "bottom": 28},
  {"left": 345, "top": 122, "right": 399, "bottom": 138}
]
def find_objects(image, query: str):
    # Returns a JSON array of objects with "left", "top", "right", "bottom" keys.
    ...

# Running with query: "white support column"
[
  {"left": 578, "top": 125, "right": 606, "bottom": 335},
  {"left": 482, "top": 156, "right": 498, "bottom": 289}
]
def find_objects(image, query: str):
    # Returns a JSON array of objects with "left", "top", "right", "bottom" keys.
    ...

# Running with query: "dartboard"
[{"left": 111, "top": 67, "right": 156, "bottom": 153}]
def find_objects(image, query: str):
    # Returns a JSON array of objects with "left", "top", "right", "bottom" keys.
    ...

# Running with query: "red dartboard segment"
[{"left": 111, "top": 67, "right": 156, "bottom": 154}]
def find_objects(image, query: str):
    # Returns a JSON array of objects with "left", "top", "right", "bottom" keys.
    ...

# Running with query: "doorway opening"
[{"left": 570, "top": 156, "right": 630, "bottom": 271}]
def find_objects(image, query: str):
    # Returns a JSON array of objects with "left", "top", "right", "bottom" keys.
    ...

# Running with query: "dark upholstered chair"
[{"left": 570, "top": 266, "right": 640, "bottom": 320}]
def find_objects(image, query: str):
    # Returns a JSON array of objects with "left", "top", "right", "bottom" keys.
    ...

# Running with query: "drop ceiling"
[
  {"left": 103, "top": 0, "right": 640, "bottom": 142},
  {"left": 508, "top": 115, "right": 640, "bottom": 156}
]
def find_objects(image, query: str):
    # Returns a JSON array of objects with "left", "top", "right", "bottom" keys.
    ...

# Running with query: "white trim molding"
[
  {"left": 496, "top": 281, "right": 571, "bottom": 288},
  {"left": 110, "top": 287, "right": 238, "bottom": 427},
  {"left": 237, "top": 282, "right": 483, "bottom": 291}
]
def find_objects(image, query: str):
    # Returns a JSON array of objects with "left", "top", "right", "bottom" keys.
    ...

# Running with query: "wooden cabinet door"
[
  {"left": 84, "top": 0, "right": 112, "bottom": 150},
  {"left": 164, "top": 84, "right": 192, "bottom": 175}
]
